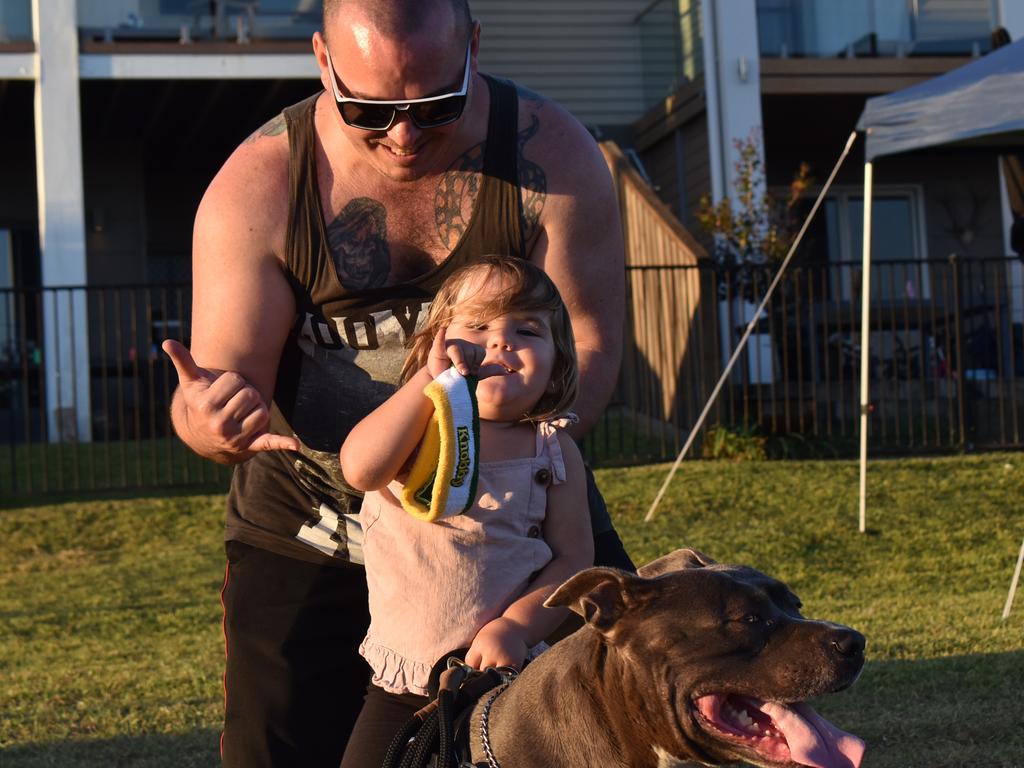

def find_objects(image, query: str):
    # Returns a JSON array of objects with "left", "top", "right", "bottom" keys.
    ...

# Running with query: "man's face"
[{"left": 316, "top": 12, "right": 479, "bottom": 182}]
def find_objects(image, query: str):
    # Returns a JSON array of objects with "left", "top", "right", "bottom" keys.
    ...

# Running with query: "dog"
[{"left": 464, "top": 548, "right": 865, "bottom": 768}]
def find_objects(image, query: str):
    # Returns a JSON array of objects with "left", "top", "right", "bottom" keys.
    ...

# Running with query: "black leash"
[{"left": 381, "top": 657, "right": 515, "bottom": 768}]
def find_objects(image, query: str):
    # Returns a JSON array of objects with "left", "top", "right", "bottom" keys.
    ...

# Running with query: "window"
[{"left": 821, "top": 187, "right": 928, "bottom": 303}]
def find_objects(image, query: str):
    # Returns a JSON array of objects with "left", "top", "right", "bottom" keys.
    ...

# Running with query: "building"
[
  {"left": 0, "top": 0, "right": 686, "bottom": 445},
  {"left": 632, "top": 0, "right": 1024, "bottom": 448},
  {"left": 1, "top": 0, "right": 1022, "bottom": 460}
]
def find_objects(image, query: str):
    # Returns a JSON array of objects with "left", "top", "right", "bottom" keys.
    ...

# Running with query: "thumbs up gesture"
[{"left": 162, "top": 340, "right": 300, "bottom": 462}]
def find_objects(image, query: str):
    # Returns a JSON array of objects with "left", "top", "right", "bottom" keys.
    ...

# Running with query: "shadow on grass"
[
  {"left": 2, "top": 729, "right": 221, "bottom": 768},
  {"left": 3, "top": 653, "right": 1023, "bottom": 768},
  {"left": 0, "top": 483, "right": 227, "bottom": 511},
  {"left": 818, "top": 650, "right": 1024, "bottom": 768}
]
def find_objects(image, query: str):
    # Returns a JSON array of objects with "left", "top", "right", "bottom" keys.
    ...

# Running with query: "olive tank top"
[{"left": 224, "top": 76, "right": 524, "bottom": 565}]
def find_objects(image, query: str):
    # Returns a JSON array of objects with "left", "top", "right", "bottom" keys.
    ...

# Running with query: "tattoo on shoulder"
[
  {"left": 326, "top": 197, "right": 391, "bottom": 291},
  {"left": 243, "top": 113, "right": 287, "bottom": 144},
  {"left": 517, "top": 114, "right": 547, "bottom": 247},
  {"left": 434, "top": 141, "right": 485, "bottom": 251},
  {"left": 515, "top": 83, "right": 545, "bottom": 105}
]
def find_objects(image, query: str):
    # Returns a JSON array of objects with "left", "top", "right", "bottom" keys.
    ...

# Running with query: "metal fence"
[
  {"left": 600, "top": 254, "right": 1024, "bottom": 463},
  {"left": 0, "top": 283, "right": 232, "bottom": 496},
  {"left": 2, "top": 255, "right": 1022, "bottom": 496}
]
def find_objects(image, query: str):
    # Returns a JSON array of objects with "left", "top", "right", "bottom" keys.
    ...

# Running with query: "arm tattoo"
[
  {"left": 243, "top": 112, "right": 287, "bottom": 144},
  {"left": 435, "top": 141, "right": 485, "bottom": 251},
  {"left": 516, "top": 83, "right": 544, "bottom": 105},
  {"left": 517, "top": 114, "right": 546, "bottom": 247},
  {"left": 326, "top": 198, "right": 391, "bottom": 290}
]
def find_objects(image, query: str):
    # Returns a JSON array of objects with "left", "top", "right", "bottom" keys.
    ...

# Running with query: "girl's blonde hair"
[{"left": 402, "top": 255, "right": 579, "bottom": 422}]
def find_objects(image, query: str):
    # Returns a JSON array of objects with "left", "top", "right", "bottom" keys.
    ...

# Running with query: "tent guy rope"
[{"left": 644, "top": 130, "right": 859, "bottom": 523}]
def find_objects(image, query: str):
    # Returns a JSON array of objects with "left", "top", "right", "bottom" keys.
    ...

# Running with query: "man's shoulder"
[
  {"left": 209, "top": 105, "right": 301, "bottom": 209},
  {"left": 195, "top": 98, "right": 313, "bottom": 251},
  {"left": 499, "top": 77, "right": 600, "bottom": 163},
  {"left": 496, "top": 76, "right": 609, "bottom": 208}
]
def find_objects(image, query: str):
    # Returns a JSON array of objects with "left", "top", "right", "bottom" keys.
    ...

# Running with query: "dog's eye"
[{"left": 743, "top": 614, "right": 762, "bottom": 624}]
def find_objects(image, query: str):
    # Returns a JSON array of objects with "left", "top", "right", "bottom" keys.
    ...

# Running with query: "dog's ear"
[
  {"left": 638, "top": 548, "right": 717, "bottom": 579},
  {"left": 544, "top": 567, "right": 643, "bottom": 633}
]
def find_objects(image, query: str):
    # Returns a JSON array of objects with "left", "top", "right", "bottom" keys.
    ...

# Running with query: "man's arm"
[
  {"left": 166, "top": 126, "right": 299, "bottom": 464},
  {"left": 522, "top": 102, "right": 625, "bottom": 440}
]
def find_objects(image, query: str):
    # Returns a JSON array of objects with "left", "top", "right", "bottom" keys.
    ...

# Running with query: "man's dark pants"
[{"left": 220, "top": 467, "right": 633, "bottom": 768}]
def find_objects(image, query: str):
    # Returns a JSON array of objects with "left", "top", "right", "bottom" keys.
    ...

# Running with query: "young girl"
[{"left": 338, "top": 255, "right": 594, "bottom": 767}]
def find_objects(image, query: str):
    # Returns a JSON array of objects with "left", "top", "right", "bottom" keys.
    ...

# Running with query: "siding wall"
[
  {"left": 632, "top": 80, "right": 710, "bottom": 232},
  {"left": 472, "top": 0, "right": 684, "bottom": 128}
]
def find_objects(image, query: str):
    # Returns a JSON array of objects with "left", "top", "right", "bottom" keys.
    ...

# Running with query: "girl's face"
[{"left": 446, "top": 279, "right": 558, "bottom": 423}]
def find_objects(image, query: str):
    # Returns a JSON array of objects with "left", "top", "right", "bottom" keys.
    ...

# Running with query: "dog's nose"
[{"left": 828, "top": 627, "right": 865, "bottom": 659}]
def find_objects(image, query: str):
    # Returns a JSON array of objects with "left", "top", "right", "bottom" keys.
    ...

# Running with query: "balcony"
[
  {"left": 77, "top": 0, "right": 319, "bottom": 47},
  {"left": 757, "top": 0, "right": 995, "bottom": 59}
]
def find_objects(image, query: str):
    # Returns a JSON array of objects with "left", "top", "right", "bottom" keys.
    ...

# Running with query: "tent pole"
[
  {"left": 1003, "top": 535, "right": 1024, "bottom": 620},
  {"left": 858, "top": 161, "right": 874, "bottom": 534},
  {"left": 644, "top": 131, "right": 860, "bottom": 523}
]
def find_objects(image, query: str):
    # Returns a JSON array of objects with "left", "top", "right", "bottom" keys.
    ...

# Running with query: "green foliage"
[
  {"left": 701, "top": 425, "right": 768, "bottom": 461},
  {"left": 2, "top": 454, "right": 1023, "bottom": 766},
  {"left": 694, "top": 132, "right": 812, "bottom": 269}
]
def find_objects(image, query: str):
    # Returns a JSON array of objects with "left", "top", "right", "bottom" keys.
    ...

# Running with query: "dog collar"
[{"left": 477, "top": 679, "right": 511, "bottom": 768}]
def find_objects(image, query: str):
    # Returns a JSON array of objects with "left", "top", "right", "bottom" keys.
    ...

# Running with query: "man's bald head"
[{"left": 323, "top": 0, "right": 472, "bottom": 44}]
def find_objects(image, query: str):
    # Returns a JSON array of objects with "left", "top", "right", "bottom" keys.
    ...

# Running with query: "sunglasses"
[{"left": 324, "top": 43, "right": 472, "bottom": 131}]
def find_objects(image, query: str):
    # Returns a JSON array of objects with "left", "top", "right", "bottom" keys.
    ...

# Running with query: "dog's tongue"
[{"left": 759, "top": 701, "right": 865, "bottom": 768}]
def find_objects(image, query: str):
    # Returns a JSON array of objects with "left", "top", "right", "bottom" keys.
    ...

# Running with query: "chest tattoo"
[
  {"left": 516, "top": 113, "right": 546, "bottom": 247},
  {"left": 326, "top": 197, "right": 390, "bottom": 290},
  {"left": 433, "top": 108, "right": 548, "bottom": 252},
  {"left": 435, "top": 142, "right": 484, "bottom": 250}
]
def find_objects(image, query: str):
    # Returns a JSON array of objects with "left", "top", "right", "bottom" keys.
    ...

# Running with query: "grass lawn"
[{"left": 1, "top": 453, "right": 1022, "bottom": 767}]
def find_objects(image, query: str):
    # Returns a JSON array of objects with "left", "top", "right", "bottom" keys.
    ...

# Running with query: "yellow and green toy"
[{"left": 400, "top": 367, "right": 480, "bottom": 522}]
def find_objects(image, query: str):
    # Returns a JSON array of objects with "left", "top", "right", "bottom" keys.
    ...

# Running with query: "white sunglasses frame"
[{"left": 324, "top": 42, "right": 473, "bottom": 131}]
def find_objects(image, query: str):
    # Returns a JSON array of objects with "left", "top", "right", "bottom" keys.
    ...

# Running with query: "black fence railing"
[
  {"left": 0, "top": 283, "right": 232, "bottom": 496},
  {"left": 584, "top": 254, "right": 1023, "bottom": 464},
  {"left": 2, "top": 255, "right": 1022, "bottom": 496}
]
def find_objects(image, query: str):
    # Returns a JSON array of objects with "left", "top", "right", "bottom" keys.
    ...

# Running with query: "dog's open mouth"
[{"left": 694, "top": 694, "right": 865, "bottom": 768}]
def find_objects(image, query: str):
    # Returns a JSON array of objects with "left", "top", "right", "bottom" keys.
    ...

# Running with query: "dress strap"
[{"left": 534, "top": 413, "right": 579, "bottom": 484}]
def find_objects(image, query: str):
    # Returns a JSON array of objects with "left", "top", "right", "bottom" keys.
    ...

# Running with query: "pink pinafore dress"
[{"left": 358, "top": 419, "right": 570, "bottom": 695}]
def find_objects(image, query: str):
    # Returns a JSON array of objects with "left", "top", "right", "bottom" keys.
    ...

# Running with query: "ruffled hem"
[{"left": 359, "top": 637, "right": 434, "bottom": 696}]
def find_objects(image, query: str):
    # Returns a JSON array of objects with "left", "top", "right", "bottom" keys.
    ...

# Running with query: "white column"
[
  {"left": 33, "top": 0, "right": 92, "bottom": 442},
  {"left": 700, "top": 0, "right": 724, "bottom": 204},
  {"left": 705, "top": 0, "right": 765, "bottom": 203},
  {"left": 704, "top": 0, "right": 769, "bottom": 376}
]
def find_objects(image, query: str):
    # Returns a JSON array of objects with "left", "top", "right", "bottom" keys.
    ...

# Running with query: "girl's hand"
[
  {"left": 427, "top": 327, "right": 509, "bottom": 380},
  {"left": 466, "top": 617, "right": 529, "bottom": 671}
]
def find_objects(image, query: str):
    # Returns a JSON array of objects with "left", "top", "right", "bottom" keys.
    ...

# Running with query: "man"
[{"left": 163, "top": 1, "right": 629, "bottom": 765}]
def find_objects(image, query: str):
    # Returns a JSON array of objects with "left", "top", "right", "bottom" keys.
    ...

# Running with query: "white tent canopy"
[
  {"left": 855, "top": 38, "right": 1024, "bottom": 617},
  {"left": 857, "top": 37, "right": 1024, "bottom": 162}
]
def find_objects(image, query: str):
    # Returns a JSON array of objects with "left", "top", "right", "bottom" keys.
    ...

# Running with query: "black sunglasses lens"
[
  {"left": 409, "top": 95, "right": 466, "bottom": 128},
  {"left": 340, "top": 102, "right": 395, "bottom": 130}
]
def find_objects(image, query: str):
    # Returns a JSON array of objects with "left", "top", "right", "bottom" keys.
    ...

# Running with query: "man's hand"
[
  {"left": 466, "top": 617, "right": 530, "bottom": 671},
  {"left": 163, "top": 339, "right": 300, "bottom": 462},
  {"left": 427, "top": 327, "right": 507, "bottom": 379}
]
